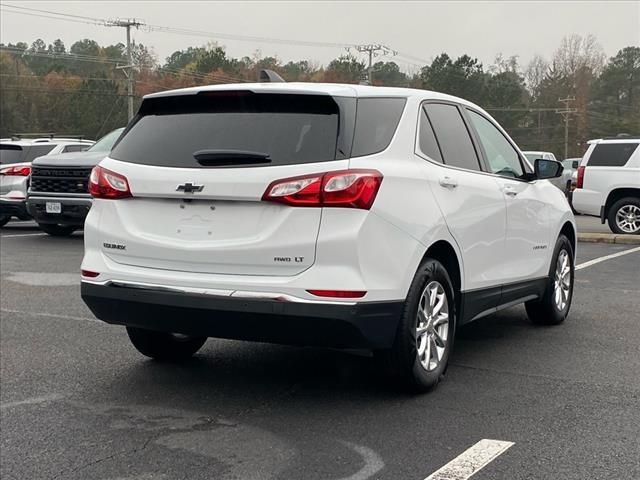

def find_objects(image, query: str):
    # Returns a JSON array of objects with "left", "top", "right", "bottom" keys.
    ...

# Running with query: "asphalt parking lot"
[{"left": 1, "top": 222, "right": 639, "bottom": 480}]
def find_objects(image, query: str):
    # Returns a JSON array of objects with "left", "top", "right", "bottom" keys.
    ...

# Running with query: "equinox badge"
[{"left": 176, "top": 183, "right": 204, "bottom": 193}]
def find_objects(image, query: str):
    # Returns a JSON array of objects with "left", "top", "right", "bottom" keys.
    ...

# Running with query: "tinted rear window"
[
  {"left": 351, "top": 98, "right": 406, "bottom": 157},
  {"left": 0, "top": 145, "right": 24, "bottom": 164},
  {"left": 588, "top": 143, "right": 638, "bottom": 167},
  {"left": 111, "top": 93, "right": 348, "bottom": 168},
  {"left": 0, "top": 144, "right": 55, "bottom": 164},
  {"left": 425, "top": 103, "right": 481, "bottom": 171}
]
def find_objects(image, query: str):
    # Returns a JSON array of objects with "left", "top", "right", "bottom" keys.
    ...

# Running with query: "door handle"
[
  {"left": 439, "top": 176, "right": 458, "bottom": 189},
  {"left": 503, "top": 185, "right": 518, "bottom": 196}
]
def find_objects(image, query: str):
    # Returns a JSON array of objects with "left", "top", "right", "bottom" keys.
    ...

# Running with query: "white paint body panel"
[{"left": 82, "top": 83, "right": 574, "bottom": 304}]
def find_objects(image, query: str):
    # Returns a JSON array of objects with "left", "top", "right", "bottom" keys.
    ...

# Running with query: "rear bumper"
[
  {"left": 0, "top": 197, "right": 29, "bottom": 218},
  {"left": 27, "top": 195, "right": 92, "bottom": 226},
  {"left": 81, "top": 281, "right": 403, "bottom": 349}
]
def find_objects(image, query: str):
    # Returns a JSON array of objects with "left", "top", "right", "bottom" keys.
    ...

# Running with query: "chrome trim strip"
[{"left": 81, "top": 279, "right": 358, "bottom": 306}]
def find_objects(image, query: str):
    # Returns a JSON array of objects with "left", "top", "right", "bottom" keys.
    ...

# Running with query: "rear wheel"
[
  {"left": 608, "top": 197, "right": 640, "bottom": 235},
  {"left": 0, "top": 215, "right": 10, "bottom": 227},
  {"left": 525, "top": 234, "right": 574, "bottom": 325},
  {"left": 38, "top": 223, "right": 77, "bottom": 237},
  {"left": 126, "top": 327, "right": 207, "bottom": 361},
  {"left": 376, "top": 259, "right": 456, "bottom": 392}
]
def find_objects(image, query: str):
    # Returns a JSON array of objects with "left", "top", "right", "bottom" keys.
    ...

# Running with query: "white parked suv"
[
  {"left": 81, "top": 82, "right": 576, "bottom": 391},
  {"left": 572, "top": 136, "right": 640, "bottom": 235}
]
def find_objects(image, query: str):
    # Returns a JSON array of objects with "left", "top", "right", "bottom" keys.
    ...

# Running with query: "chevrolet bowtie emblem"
[{"left": 176, "top": 183, "right": 204, "bottom": 193}]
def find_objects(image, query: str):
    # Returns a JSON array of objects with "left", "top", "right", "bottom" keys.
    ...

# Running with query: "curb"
[{"left": 577, "top": 233, "right": 640, "bottom": 245}]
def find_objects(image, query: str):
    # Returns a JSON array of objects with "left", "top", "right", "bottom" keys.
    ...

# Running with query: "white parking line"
[
  {"left": 424, "top": 439, "right": 514, "bottom": 480},
  {"left": 0, "top": 233, "right": 47, "bottom": 238},
  {"left": 0, "top": 393, "right": 64, "bottom": 410},
  {"left": 576, "top": 246, "right": 640, "bottom": 271}
]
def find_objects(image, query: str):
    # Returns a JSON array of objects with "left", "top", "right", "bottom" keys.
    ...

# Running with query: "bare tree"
[{"left": 525, "top": 54, "right": 549, "bottom": 96}]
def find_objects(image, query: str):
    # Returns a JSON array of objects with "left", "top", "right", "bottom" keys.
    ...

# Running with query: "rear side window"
[
  {"left": 25, "top": 145, "right": 56, "bottom": 161},
  {"left": 417, "top": 107, "right": 443, "bottom": 163},
  {"left": 351, "top": 98, "right": 406, "bottom": 157},
  {"left": 424, "top": 103, "right": 480, "bottom": 171},
  {"left": 588, "top": 143, "right": 638, "bottom": 167},
  {"left": 111, "top": 92, "right": 350, "bottom": 168}
]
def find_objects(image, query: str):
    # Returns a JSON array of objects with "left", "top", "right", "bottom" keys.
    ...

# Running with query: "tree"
[
  {"left": 589, "top": 47, "right": 640, "bottom": 137},
  {"left": 371, "top": 61, "right": 408, "bottom": 87},
  {"left": 420, "top": 54, "right": 487, "bottom": 103},
  {"left": 324, "top": 54, "right": 365, "bottom": 83}
]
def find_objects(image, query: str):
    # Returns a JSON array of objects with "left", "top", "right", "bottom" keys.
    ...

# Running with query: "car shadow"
[{"left": 92, "top": 306, "right": 541, "bottom": 410}]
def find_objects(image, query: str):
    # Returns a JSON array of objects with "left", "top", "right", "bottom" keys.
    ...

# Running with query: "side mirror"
[
  {"left": 572, "top": 160, "right": 579, "bottom": 169},
  {"left": 535, "top": 159, "right": 563, "bottom": 179}
]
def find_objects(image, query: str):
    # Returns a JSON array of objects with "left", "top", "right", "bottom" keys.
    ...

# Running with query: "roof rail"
[
  {"left": 10, "top": 133, "right": 89, "bottom": 140},
  {"left": 258, "top": 69, "right": 285, "bottom": 83},
  {"left": 601, "top": 134, "right": 640, "bottom": 140}
]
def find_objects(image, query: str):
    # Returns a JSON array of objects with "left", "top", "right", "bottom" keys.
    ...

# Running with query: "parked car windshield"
[{"left": 88, "top": 127, "right": 126, "bottom": 153}]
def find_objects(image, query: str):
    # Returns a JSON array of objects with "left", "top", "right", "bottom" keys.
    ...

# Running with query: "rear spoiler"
[{"left": 258, "top": 69, "right": 285, "bottom": 83}]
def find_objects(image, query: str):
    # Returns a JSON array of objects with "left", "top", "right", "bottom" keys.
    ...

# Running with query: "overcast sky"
[{"left": 1, "top": 1, "right": 639, "bottom": 72}]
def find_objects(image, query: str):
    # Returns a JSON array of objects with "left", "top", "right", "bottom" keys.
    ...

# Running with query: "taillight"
[
  {"left": 88, "top": 166, "right": 132, "bottom": 199},
  {"left": 0, "top": 165, "right": 31, "bottom": 176},
  {"left": 81, "top": 269, "right": 100, "bottom": 278},
  {"left": 576, "top": 166, "right": 585, "bottom": 189},
  {"left": 262, "top": 169, "right": 383, "bottom": 210}
]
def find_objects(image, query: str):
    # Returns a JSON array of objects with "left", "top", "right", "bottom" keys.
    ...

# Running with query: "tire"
[
  {"left": 38, "top": 223, "right": 77, "bottom": 237},
  {"left": 126, "top": 327, "right": 207, "bottom": 361},
  {"left": 607, "top": 197, "right": 640, "bottom": 235},
  {"left": 525, "top": 234, "right": 574, "bottom": 325},
  {"left": 376, "top": 258, "right": 456, "bottom": 392},
  {"left": 0, "top": 215, "right": 10, "bottom": 227}
]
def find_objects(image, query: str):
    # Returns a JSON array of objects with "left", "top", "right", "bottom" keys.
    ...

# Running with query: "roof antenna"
[{"left": 259, "top": 69, "right": 285, "bottom": 83}]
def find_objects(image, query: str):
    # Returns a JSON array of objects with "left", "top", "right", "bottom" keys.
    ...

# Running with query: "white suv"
[
  {"left": 81, "top": 83, "right": 576, "bottom": 391},
  {"left": 572, "top": 136, "right": 640, "bottom": 235}
]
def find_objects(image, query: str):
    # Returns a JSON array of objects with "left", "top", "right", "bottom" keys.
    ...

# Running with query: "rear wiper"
[{"left": 193, "top": 149, "right": 271, "bottom": 166}]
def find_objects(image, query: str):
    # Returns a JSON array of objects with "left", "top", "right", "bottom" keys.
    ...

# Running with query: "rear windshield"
[
  {"left": 111, "top": 93, "right": 348, "bottom": 168},
  {"left": 0, "top": 144, "right": 56, "bottom": 164},
  {"left": 588, "top": 143, "right": 638, "bottom": 167}
]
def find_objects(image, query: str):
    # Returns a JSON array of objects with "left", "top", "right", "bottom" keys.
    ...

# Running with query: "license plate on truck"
[{"left": 45, "top": 202, "right": 61, "bottom": 214}]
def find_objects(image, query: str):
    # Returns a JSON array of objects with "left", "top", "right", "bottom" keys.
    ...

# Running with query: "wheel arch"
[
  {"left": 604, "top": 188, "right": 640, "bottom": 217},
  {"left": 419, "top": 240, "right": 463, "bottom": 298},
  {"left": 559, "top": 221, "right": 577, "bottom": 259}
]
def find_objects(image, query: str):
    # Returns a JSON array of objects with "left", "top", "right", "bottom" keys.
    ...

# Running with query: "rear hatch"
[{"left": 100, "top": 90, "right": 356, "bottom": 276}]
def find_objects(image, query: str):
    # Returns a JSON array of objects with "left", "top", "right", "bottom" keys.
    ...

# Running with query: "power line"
[
  {"left": 556, "top": 96, "right": 577, "bottom": 159},
  {"left": 351, "top": 45, "right": 397, "bottom": 84},
  {"left": 1, "top": 3, "right": 107, "bottom": 23}
]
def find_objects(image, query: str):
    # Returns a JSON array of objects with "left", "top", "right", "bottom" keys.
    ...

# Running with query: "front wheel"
[
  {"left": 0, "top": 215, "right": 10, "bottom": 227},
  {"left": 525, "top": 234, "right": 574, "bottom": 325},
  {"left": 126, "top": 327, "right": 207, "bottom": 361},
  {"left": 37, "top": 223, "right": 77, "bottom": 237},
  {"left": 376, "top": 259, "right": 456, "bottom": 392},
  {"left": 607, "top": 197, "right": 640, "bottom": 235}
]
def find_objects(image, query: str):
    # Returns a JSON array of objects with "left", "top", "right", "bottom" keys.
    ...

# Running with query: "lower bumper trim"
[{"left": 81, "top": 282, "right": 403, "bottom": 349}]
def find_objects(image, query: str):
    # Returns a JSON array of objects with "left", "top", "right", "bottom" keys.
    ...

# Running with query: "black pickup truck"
[{"left": 26, "top": 128, "right": 124, "bottom": 236}]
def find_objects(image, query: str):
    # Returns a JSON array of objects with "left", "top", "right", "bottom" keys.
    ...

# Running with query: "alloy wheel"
[
  {"left": 615, "top": 205, "right": 640, "bottom": 234},
  {"left": 554, "top": 249, "right": 571, "bottom": 311},
  {"left": 416, "top": 281, "right": 450, "bottom": 372}
]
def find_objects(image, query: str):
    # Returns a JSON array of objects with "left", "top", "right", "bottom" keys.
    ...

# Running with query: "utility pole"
[
  {"left": 108, "top": 19, "right": 143, "bottom": 121},
  {"left": 556, "top": 96, "right": 577, "bottom": 159},
  {"left": 353, "top": 44, "right": 397, "bottom": 85}
]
